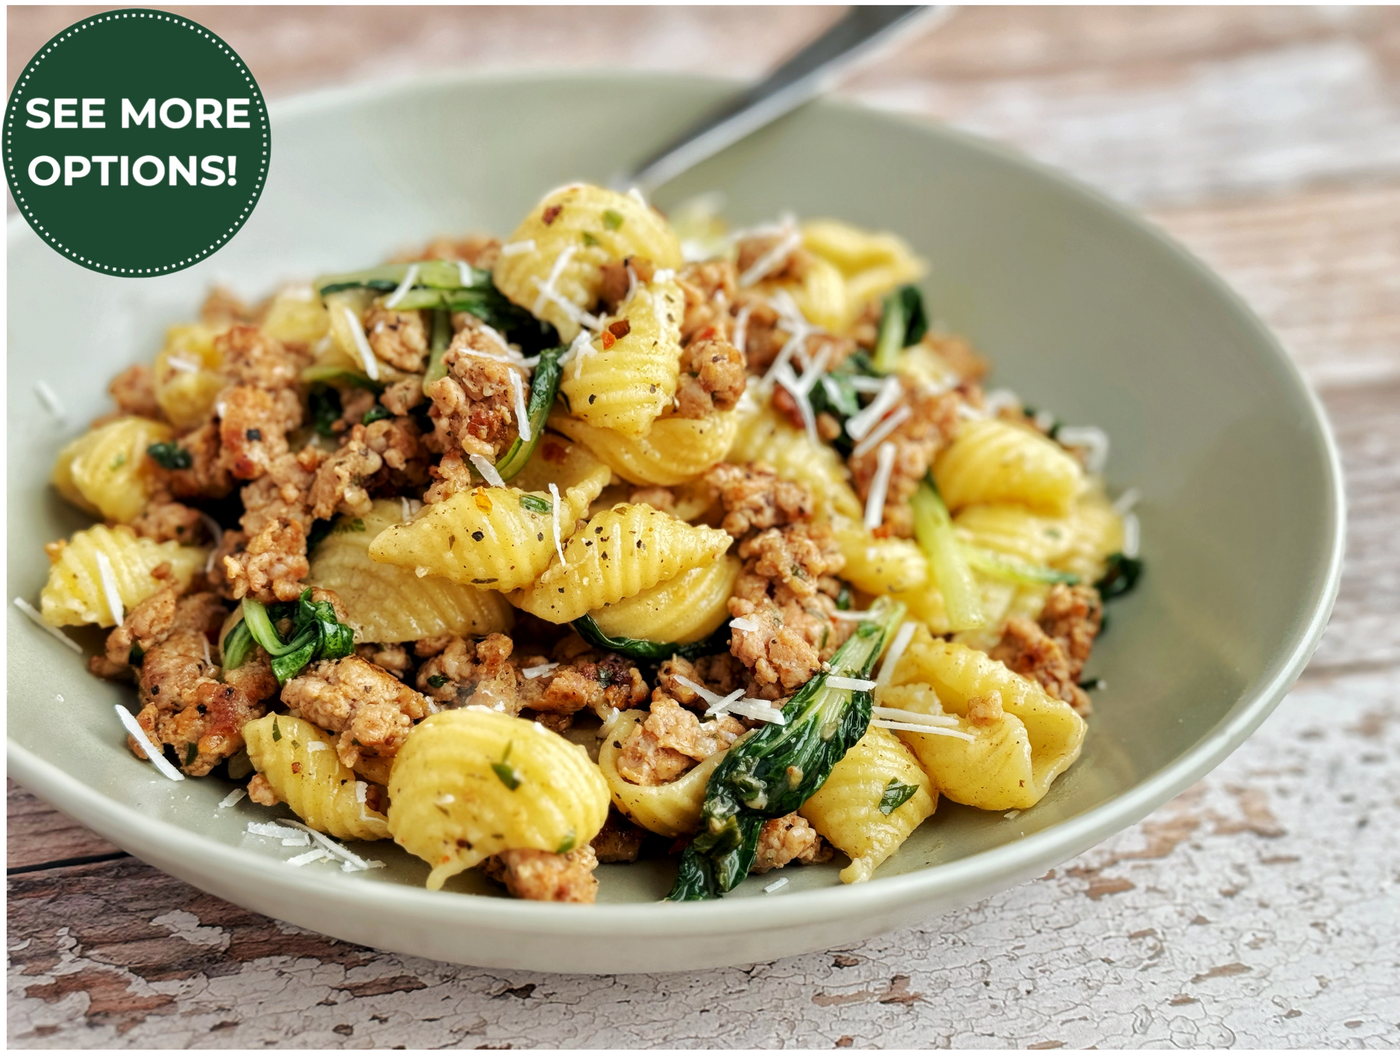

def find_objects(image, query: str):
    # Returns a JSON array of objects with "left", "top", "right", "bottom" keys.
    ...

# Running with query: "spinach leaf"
[
  {"left": 146, "top": 442, "right": 192, "bottom": 470},
  {"left": 872, "top": 286, "right": 928, "bottom": 372},
  {"left": 573, "top": 615, "right": 730, "bottom": 663},
  {"left": 1096, "top": 553, "right": 1143, "bottom": 601},
  {"left": 878, "top": 778, "right": 919, "bottom": 815},
  {"left": 228, "top": 588, "right": 356, "bottom": 684}
]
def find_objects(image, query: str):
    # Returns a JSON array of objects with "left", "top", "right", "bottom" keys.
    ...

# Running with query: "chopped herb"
[
  {"left": 879, "top": 778, "right": 919, "bottom": 815},
  {"left": 427, "top": 674, "right": 449, "bottom": 689},
  {"left": 271, "top": 719, "right": 282, "bottom": 742},
  {"left": 110, "top": 453, "right": 127, "bottom": 470},
  {"left": 186, "top": 742, "right": 199, "bottom": 765},
  {"left": 519, "top": 494, "right": 552, "bottom": 515},
  {"left": 129, "top": 642, "right": 144, "bottom": 666},
  {"left": 602, "top": 209, "right": 624, "bottom": 230},
  {"left": 581, "top": 231, "right": 600, "bottom": 248},
  {"left": 492, "top": 742, "right": 522, "bottom": 790},
  {"left": 362, "top": 405, "right": 391, "bottom": 425},
  {"left": 835, "top": 584, "right": 852, "bottom": 612},
  {"left": 308, "top": 385, "right": 342, "bottom": 438},
  {"left": 333, "top": 517, "right": 366, "bottom": 534},
  {"left": 556, "top": 831, "right": 577, "bottom": 854},
  {"left": 146, "top": 442, "right": 192, "bottom": 470},
  {"left": 1096, "top": 553, "right": 1143, "bottom": 601},
  {"left": 245, "top": 428, "right": 262, "bottom": 442},
  {"left": 232, "top": 589, "right": 357, "bottom": 684},
  {"left": 1022, "top": 405, "right": 1061, "bottom": 439}
]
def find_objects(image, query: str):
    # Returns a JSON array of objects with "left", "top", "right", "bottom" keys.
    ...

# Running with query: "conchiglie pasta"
[
  {"left": 800, "top": 726, "right": 936, "bottom": 883},
  {"left": 880, "top": 630, "right": 1086, "bottom": 810},
  {"left": 493, "top": 184, "right": 683, "bottom": 342},
  {"left": 730, "top": 407, "right": 862, "bottom": 522},
  {"left": 512, "top": 503, "right": 733, "bottom": 623},
  {"left": 242, "top": 714, "right": 390, "bottom": 841},
  {"left": 770, "top": 253, "right": 849, "bottom": 332},
  {"left": 368, "top": 436, "right": 609, "bottom": 592},
  {"left": 309, "top": 500, "right": 513, "bottom": 642},
  {"left": 388, "top": 708, "right": 610, "bottom": 889},
  {"left": 260, "top": 287, "right": 330, "bottom": 348},
  {"left": 934, "top": 419, "right": 1085, "bottom": 515},
  {"left": 599, "top": 711, "right": 722, "bottom": 836},
  {"left": 800, "top": 219, "right": 926, "bottom": 318},
  {"left": 589, "top": 555, "right": 741, "bottom": 644},
  {"left": 955, "top": 491, "right": 1124, "bottom": 581},
  {"left": 560, "top": 278, "right": 684, "bottom": 435},
  {"left": 154, "top": 324, "right": 227, "bottom": 429},
  {"left": 549, "top": 408, "right": 739, "bottom": 486},
  {"left": 40, "top": 524, "right": 207, "bottom": 627},
  {"left": 53, "top": 417, "right": 173, "bottom": 523}
]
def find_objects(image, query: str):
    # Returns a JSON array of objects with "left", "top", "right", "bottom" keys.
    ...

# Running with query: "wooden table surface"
[{"left": 8, "top": 7, "right": 1399, "bottom": 1048}]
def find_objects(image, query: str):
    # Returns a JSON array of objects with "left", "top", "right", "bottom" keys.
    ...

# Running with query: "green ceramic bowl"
[{"left": 6, "top": 72, "right": 1344, "bottom": 973}]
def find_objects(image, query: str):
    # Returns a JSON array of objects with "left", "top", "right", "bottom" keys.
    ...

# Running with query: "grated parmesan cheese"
[
  {"left": 729, "top": 617, "right": 760, "bottom": 632},
  {"left": 165, "top": 356, "right": 200, "bottom": 373},
  {"left": 218, "top": 788, "right": 246, "bottom": 808},
  {"left": 870, "top": 719, "right": 975, "bottom": 741},
  {"left": 500, "top": 239, "right": 536, "bottom": 257},
  {"left": 845, "top": 377, "right": 903, "bottom": 441},
  {"left": 507, "top": 369, "right": 531, "bottom": 444},
  {"left": 774, "top": 364, "right": 820, "bottom": 446},
  {"left": 1122, "top": 512, "right": 1141, "bottom": 558},
  {"left": 829, "top": 609, "right": 878, "bottom": 621},
  {"left": 981, "top": 388, "right": 1021, "bottom": 415},
  {"left": 286, "top": 848, "right": 330, "bottom": 867},
  {"left": 13, "top": 597, "right": 82, "bottom": 653},
  {"left": 826, "top": 676, "right": 878, "bottom": 692},
  {"left": 1112, "top": 487, "right": 1141, "bottom": 515},
  {"left": 305, "top": 741, "right": 330, "bottom": 752},
  {"left": 548, "top": 482, "right": 566, "bottom": 564},
  {"left": 725, "top": 699, "right": 785, "bottom": 724},
  {"left": 627, "top": 187, "right": 647, "bottom": 207},
  {"left": 113, "top": 703, "right": 184, "bottom": 780},
  {"left": 342, "top": 305, "right": 380, "bottom": 381},
  {"left": 457, "top": 261, "right": 473, "bottom": 288},
  {"left": 470, "top": 454, "right": 505, "bottom": 488},
  {"left": 738, "top": 226, "right": 802, "bottom": 288},
  {"left": 384, "top": 264, "right": 420, "bottom": 309},
  {"left": 875, "top": 622, "right": 917, "bottom": 690},
  {"left": 93, "top": 550, "right": 124, "bottom": 627},
  {"left": 871, "top": 705, "right": 957, "bottom": 727},
  {"left": 851, "top": 403, "right": 912, "bottom": 460},
  {"left": 763, "top": 877, "right": 790, "bottom": 894},
  {"left": 863, "top": 442, "right": 898, "bottom": 532},
  {"left": 597, "top": 706, "right": 623, "bottom": 738},
  {"left": 1057, "top": 426, "right": 1110, "bottom": 474},
  {"left": 847, "top": 375, "right": 888, "bottom": 394},
  {"left": 521, "top": 661, "right": 559, "bottom": 680},
  {"left": 34, "top": 380, "right": 66, "bottom": 420},
  {"left": 732, "top": 304, "right": 753, "bottom": 355},
  {"left": 277, "top": 818, "right": 376, "bottom": 870}
]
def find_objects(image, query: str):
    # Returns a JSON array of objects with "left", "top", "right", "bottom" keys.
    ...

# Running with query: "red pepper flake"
[
  {"left": 542, "top": 204, "right": 563, "bottom": 226},
  {"left": 608, "top": 319, "right": 631, "bottom": 339},
  {"left": 601, "top": 330, "right": 616, "bottom": 349}
]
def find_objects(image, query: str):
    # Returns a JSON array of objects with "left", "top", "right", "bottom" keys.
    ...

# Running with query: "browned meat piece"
[
  {"left": 238, "top": 450, "right": 321, "bottom": 536},
  {"left": 281, "top": 655, "right": 430, "bottom": 767},
  {"left": 590, "top": 809, "right": 647, "bottom": 863},
  {"left": 652, "top": 652, "right": 752, "bottom": 711},
  {"left": 104, "top": 584, "right": 179, "bottom": 667},
  {"left": 108, "top": 364, "right": 161, "bottom": 419},
  {"left": 848, "top": 378, "right": 964, "bottom": 538},
  {"left": 200, "top": 287, "right": 252, "bottom": 327},
  {"left": 362, "top": 416, "right": 430, "bottom": 488},
  {"left": 335, "top": 387, "right": 379, "bottom": 432},
  {"left": 674, "top": 338, "right": 746, "bottom": 418},
  {"left": 752, "top": 813, "right": 832, "bottom": 873},
  {"left": 706, "top": 462, "right": 813, "bottom": 538},
  {"left": 380, "top": 377, "right": 425, "bottom": 417},
  {"left": 991, "top": 583, "right": 1102, "bottom": 716},
  {"left": 967, "top": 691, "right": 1004, "bottom": 727},
  {"left": 676, "top": 260, "right": 738, "bottom": 344},
  {"left": 924, "top": 332, "right": 988, "bottom": 383},
  {"left": 357, "top": 643, "right": 411, "bottom": 679},
  {"left": 421, "top": 449, "right": 477, "bottom": 505},
  {"left": 216, "top": 325, "right": 304, "bottom": 391},
  {"left": 614, "top": 697, "right": 745, "bottom": 787},
  {"left": 424, "top": 330, "right": 520, "bottom": 458},
  {"left": 129, "top": 500, "right": 208, "bottom": 546},
  {"left": 627, "top": 485, "right": 677, "bottom": 515},
  {"left": 130, "top": 593, "right": 276, "bottom": 776},
  {"left": 163, "top": 422, "right": 235, "bottom": 501},
  {"left": 222, "top": 517, "right": 309, "bottom": 603},
  {"left": 247, "top": 772, "right": 279, "bottom": 806},
  {"left": 735, "top": 294, "right": 784, "bottom": 374},
  {"left": 217, "top": 385, "right": 298, "bottom": 482},
  {"left": 482, "top": 846, "right": 599, "bottom": 903},
  {"left": 308, "top": 425, "right": 383, "bottom": 520},
  {"left": 735, "top": 234, "right": 809, "bottom": 285},
  {"left": 416, "top": 633, "right": 522, "bottom": 715},
  {"left": 522, "top": 633, "right": 649, "bottom": 719},
  {"left": 597, "top": 256, "right": 657, "bottom": 314},
  {"left": 728, "top": 524, "right": 852, "bottom": 696},
  {"left": 364, "top": 305, "right": 429, "bottom": 373}
]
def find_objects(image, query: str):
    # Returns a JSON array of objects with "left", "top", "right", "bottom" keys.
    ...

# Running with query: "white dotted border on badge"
[{"left": 4, "top": 9, "right": 270, "bottom": 275}]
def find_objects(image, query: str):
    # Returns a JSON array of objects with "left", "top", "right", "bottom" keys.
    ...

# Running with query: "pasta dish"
[{"left": 23, "top": 183, "right": 1142, "bottom": 902}]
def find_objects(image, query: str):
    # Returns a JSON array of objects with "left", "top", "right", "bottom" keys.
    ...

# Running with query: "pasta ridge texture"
[
  {"left": 40, "top": 524, "right": 207, "bottom": 627},
  {"left": 53, "top": 416, "right": 173, "bottom": 523},
  {"left": 598, "top": 711, "right": 724, "bottom": 836},
  {"left": 934, "top": 418, "right": 1085, "bottom": 515},
  {"left": 549, "top": 408, "right": 739, "bottom": 486},
  {"left": 588, "top": 554, "right": 742, "bottom": 645}
]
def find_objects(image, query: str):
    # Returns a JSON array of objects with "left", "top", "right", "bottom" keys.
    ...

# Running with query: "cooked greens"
[
  {"left": 912, "top": 479, "right": 986, "bottom": 631},
  {"left": 572, "top": 615, "right": 730, "bottom": 663},
  {"left": 667, "top": 597, "right": 905, "bottom": 900},
  {"left": 872, "top": 285, "right": 928, "bottom": 373},
  {"left": 491, "top": 343, "right": 566, "bottom": 482},
  {"left": 222, "top": 588, "right": 355, "bottom": 684},
  {"left": 146, "top": 442, "right": 192, "bottom": 471},
  {"left": 1096, "top": 552, "right": 1143, "bottom": 601},
  {"left": 962, "top": 545, "right": 1081, "bottom": 587}
]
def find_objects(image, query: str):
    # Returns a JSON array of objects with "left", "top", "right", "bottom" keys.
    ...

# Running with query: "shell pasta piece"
[
  {"left": 934, "top": 419, "right": 1085, "bottom": 515},
  {"left": 52, "top": 416, "right": 173, "bottom": 523},
  {"left": 242, "top": 714, "right": 390, "bottom": 841},
  {"left": 511, "top": 503, "right": 732, "bottom": 623},
  {"left": 560, "top": 278, "right": 685, "bottom": 436},
  {"left": 549, "top": 409, "right": 739, "bottom": 486},
  {"left": 492, "top": 184, "right": 683, "bottom": 341},
  {"left": 598, "top": 711, "right": 722, "bottom": 836},
  {"left": 588, "top": 555, "right": 741, "bottom": 645},
  {"left": 40, "top": 524, "right": 207, "bottom": 627},
  {"left": 730, "top": 407, "right": 863, "bottom": 522},
  {"left": 880, "top": 628, "right": 1086, "bottom": 810},
  {"left": 799, "top": 726, "right": 936, "bottom": 883},
  {"left": 309, "top": 500, "right": 513, "bottom": 642},
  {"left": 388, "top": 708, "right": 610, "bottom": 890},
  {"left": 153, "top": 324, "right": 227, "bottom": 429},
  {"left": 800, "top": 219, "right": 927, "bottom": 319}
]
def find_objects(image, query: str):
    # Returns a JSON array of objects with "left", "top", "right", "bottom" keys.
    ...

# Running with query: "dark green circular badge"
[{"left": 4, "top": 9, "right": 269, "bottom": 277}]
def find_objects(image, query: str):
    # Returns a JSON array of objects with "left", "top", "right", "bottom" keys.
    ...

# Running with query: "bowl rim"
[{"left": 6, "top": 68, "right": 1347, "bottom": 938}]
